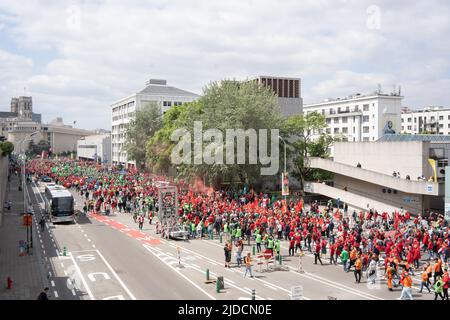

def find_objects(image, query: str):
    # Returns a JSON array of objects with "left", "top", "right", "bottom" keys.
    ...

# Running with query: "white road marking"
[
  {"left": 243, "top": 287, "right": 252, "bottom": 293},
  {"left": 87, "top": 238, "right": 91, "bottom": 242},
  {"left": 43, "top": 250, "right": 46, "bottom": 254},
  {"left": 40, "top": 239, "right": 43, "bottom": 243},
  {"left": 53, "top": 291, "right": 59, "bottom": 298},
  {"left": 92, "top": 245, "right": 96, "bottom": 248},
  {"left": 191, "top": 263, "right": 201, "bottom": 269},
  {"left": 69, "top": 253, "right": 95, "bottom": 300},
  {"left": 264, "top": 284, "right": 278, "bottom": 291},
  {"left": 51, "top": 238, "right": 55, "bottom": 242},
  {"left": 207, "top": 261, "right": 218, "bottom": 266},
  {"left": 51, "top": 281, "right": 55, "bottom": 287},
  {"left": 143, "top": 244, "right": 215, "bottom": 300},
  {"left": 84, "top": 234, "right": 88, "bottom": 238},
  {"left": 95, "top": 250, "right": 136, "bottom": 300},
  {"left": 226, "top": 279, "right": 235, "bottom": 284},
  {"left": 49, "top": 271, "right": 52, "bottom": 277},
  {"left": 224, "top": 268, "right": 235, "bottom": 273},
  {"left": 63, "top": 271, "right": 68, "bottom": 276}
]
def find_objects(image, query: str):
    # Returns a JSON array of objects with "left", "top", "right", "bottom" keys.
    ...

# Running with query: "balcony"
[{"left": 308, "top": 157, "right": 441, "bottom": 196}]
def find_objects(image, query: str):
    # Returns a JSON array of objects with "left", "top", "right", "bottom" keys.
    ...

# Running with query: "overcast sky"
[{"left": 1, "top": 0, "right": 449, "bottom": 130}]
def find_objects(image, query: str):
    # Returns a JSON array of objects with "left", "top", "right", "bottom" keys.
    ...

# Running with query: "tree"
[
  {"left": 27, "top": 139, "right": 50, "bottom": 156},
  {"left": 124, "top": 102, "right": 163, "bottom": 168},
  {"left": 284, "top": 112, "right": 334, "bottom": 194},
  {"left": 146, "top": 80, "right": 283, "bottom": 188},
  {"left": 0, "top": 141, "right": 14, "bottom": 156}
]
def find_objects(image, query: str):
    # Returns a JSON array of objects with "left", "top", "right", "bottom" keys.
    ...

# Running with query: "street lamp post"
[
  {"left": 20, "top": 131, "right": 39, "bottom": 254},
  {"left": 278, "top": 136, "right": 287, "bottom": 201}
]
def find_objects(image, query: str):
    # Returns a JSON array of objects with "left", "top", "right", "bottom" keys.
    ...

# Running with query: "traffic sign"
[
  {"left": 291, "top": 285, "right": 303, "bottom": 300},
  {"left": 263, "top": 250, "right": 272, "bottom": 260}
]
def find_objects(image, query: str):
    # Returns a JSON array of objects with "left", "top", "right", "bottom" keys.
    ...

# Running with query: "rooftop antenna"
[
  {"left": 377, "top": 84, "right": 381, "bottom": 94},
  {"left": 398, "top": 85, "right": 401, "bottom": 96}
]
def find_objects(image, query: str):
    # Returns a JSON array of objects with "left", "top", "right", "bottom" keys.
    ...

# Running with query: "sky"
[{"left": 0, "top": 0, "right": 450, "bottom": 130}]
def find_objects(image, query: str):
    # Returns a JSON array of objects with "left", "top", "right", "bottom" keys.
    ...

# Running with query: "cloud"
[{"left": 0, "top": 0, "right": 449, "bottom": 128}]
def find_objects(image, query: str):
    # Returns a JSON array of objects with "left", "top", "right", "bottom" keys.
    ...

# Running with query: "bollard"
[
  {"left": 63, "top": 246, "right": 67, "bottom": 256},
  {"left": 252, "top": 245, "right": 256, "bottom": 256},
  {"left": 7, "top": 277, "right": 13, "bottom": 289},
  {"left": 251, "top": 289, "right": 256, "bottom": 300},
  {"left": 220, "top": 233, "right": 223, "bottom": 243},
  {"left": 216, "top": 276, "right": 224, "bottom": 293},
  {"left": 279, "top": 254, "right": 282, "bottom": 265},
  {"left": 206, "top": 268, "right": 210, "bottom": 281}
]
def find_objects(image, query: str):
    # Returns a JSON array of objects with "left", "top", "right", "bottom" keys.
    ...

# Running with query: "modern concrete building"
[
  {"left": 111, "top": 79, "right": 200, "bottom": 167},
  {"left": 252, "top": 76, "right": 303, "bottom": 116},
  {"left": 401, "top": 106, "right": 450, "bottom": 135},
  {"left": 305, "top": 135, "right": 450, "bottom": 216},
  {"left": 304, "top": 90, "right": 403, "bottom": 143},
  {"left": 77, "top": 133, "right": 111, "bottom": 165},
  {"left": 8, "top": 117, "right": 93, "bottom": 155}
]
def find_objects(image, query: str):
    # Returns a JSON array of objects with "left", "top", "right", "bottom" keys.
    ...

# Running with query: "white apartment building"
[
  {"left": 303, "top": 91, "right": 403, "bottom": 142},
  {"left": 111, "top": 79, "right": 200, "bottom": 167},
  {"left": 401, "top": 106, "right": 450, "bottom": 135}
]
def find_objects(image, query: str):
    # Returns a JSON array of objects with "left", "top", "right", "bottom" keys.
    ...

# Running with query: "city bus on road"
[{"left": 43, "top": 185, "right": 75, "bottom": 223}]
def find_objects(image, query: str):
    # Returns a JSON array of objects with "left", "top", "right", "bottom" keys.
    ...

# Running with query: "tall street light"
[
  {"left": 278, "top": 136, "right": 287, "bottom": 201},
  {"left": 20, "top": 131, "right": 39, "bottom": 254}
]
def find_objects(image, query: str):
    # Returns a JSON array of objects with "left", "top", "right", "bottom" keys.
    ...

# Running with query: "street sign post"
[{"left": 291, "top": 285, "right": 303, "bottom": 300}]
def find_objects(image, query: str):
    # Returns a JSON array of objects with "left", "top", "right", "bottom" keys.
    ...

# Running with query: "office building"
[{"left": 401, "top": 106, "right": 450, "bottom": 135}]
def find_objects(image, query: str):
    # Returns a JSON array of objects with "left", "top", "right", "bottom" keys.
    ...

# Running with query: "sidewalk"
[{"left": 0, "top": 173, "right": 48, "bottom": 299}]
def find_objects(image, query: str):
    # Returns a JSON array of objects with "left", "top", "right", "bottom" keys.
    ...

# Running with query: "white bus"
[{"left": 44, "top": 185, "right": 75, "bottom": 223}]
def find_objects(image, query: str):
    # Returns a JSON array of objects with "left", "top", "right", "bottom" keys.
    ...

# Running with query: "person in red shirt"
[
  {"left": 330, "top": 242, "right": 337, "bottom": 265},
  {"left": 289, "top": 237, "right": 295, "bottom": 256},
  {"left": 314, "top": 240, "right": 323, "bottom": 265}
]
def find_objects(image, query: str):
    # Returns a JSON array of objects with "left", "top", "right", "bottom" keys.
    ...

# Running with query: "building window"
[
  {"left": 354, "top": 105, "right": 359, "bottom": 112},
  {"left": 363, "top": 137, "right": 369, "bottom": 142},
  {"left": 342, "top": 117, "right": 348, "bottom": 123},
  {"left": 401, "top": 126, "right": 404, "bottom": 131},
  {"left": 346, "top": 106, "right": 350, "bottom": 112},
  {"left": 414, "top": 118, "right": 417, "bottom": 123},
  {"left": 407, "top": 126, "right": 412, "bottom": 130},
  {"left": 439, "top": 116, "right": 444, "bottom": 121},
  {"left": 334, "top": 118, "right": 339, "bottom": 124},
  {"left": 363, "top": 126, "right": 369, "bottom": 133},
  {"left": 363, "top": 116, "right": 369, "bottom": 122},
  {"left": 163, "top": 101, "right": 172, "bottom": 107},
  {"left": 326, "top": 128, "right": 331, "bottom": 134},
  {"left": 363, "top": 104, "right": 369, "bottom": 111},
  {"left": 334, "top": 128, "right": 339, "bottom": 134},
  {"left": 401, "top": 118, "right": 404, "bottom": 123},
  {"left": 439, "top": 124, "right": 443, "bottom": 129},
  {"left": 353, "top": 127, "right": 355, "bottom": 133},
  {"left": 431, "top": 116, "right": 435, "bottom": 121},
  {"left": 326, "top": 118, "right": 331, "bottom": 124},
  {"left": 407, "top": 118, "right": 412, "bottom": 122},
  {"left": 342, "top": 127, "right": 348, "bottom": 133}
]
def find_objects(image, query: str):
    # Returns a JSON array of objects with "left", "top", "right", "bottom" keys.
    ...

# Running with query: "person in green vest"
[
  {"left": 190, "top": 222, "right": 196, "bottom": 239},
  {"left": 231, "top": 226, "right": 237, "bottom": 242},
  {"left": 275, "top": 239, "right": 281, "bottom": 259},
  {"left": 255, "top": 233, "right": 262, "bottom": 253},
  {"left": 223, "top": 222, "right": 229, "bottom": 241},
  {"left": 267, "top": 237, "right": 274, "bottom": 255},
  {"left": 434, "top": 275, "right": 444, "bottom": 300},
  {"left": 235, "top": 226, "right": 242, "bottom": 241},
  {"left": 340, "top": 247, "right": 349, "bottom": 272}
]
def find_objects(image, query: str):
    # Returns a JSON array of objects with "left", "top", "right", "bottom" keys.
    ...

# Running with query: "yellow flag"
[{"left": 428, "top": 159, "right": 437, "bottom": 182}]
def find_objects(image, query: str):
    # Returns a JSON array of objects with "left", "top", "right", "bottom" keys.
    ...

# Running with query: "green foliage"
[
  {"left": 27, "top": 139, "right": 50, "bottom": 156},
  {"left": 283, "top": 112, "right": 334, "bottom": 193},
  {"left": 124, "top": 102, "right": 163, "bottom": 168},
  {"left": 146, "top": 80, "right": 283, "bottom": 187},
  {"left": 0, "top": 141, "right": 14, "bottom": 156}
]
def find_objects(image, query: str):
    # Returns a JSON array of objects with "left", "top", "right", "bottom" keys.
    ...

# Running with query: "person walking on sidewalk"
[{"left": 243, "top": 252, "right": 254, "bottom": 278}]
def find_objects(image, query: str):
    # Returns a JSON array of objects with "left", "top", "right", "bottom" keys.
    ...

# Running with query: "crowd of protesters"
[{"left": 26, "top": 158, "right": 450, "bottom": 300}]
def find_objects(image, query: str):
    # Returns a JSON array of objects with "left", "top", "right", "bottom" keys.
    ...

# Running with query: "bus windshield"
[{"left": 52, "top": 197, "right": 73, "bottom": 215}]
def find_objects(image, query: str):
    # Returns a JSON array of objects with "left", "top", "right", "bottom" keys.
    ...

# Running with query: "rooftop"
[
  {"left": 306, "top": 90, "right": 403, "bottom": 107},
  {"left": 138, "top": 84, "right": 200, "bottom": 97},
  {"left": 377, "top": 134, "right": 450, "bottom": 142}
]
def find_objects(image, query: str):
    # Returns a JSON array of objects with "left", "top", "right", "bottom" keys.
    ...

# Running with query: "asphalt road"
[{"left": 27, "top": 181, "right": 435, "bottom": 300}]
